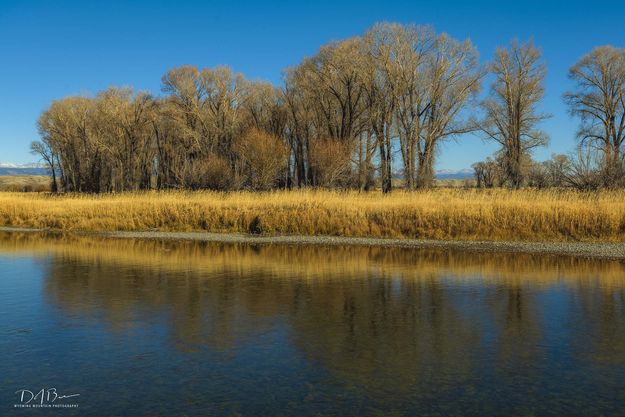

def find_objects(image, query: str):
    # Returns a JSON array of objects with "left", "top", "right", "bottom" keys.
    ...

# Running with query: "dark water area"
[{"left": 1, "top": 232, "right": 625, "bottom": 416}]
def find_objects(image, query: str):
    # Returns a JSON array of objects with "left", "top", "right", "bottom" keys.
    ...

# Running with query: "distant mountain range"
[
  {"left": 392, "top": 168, "right": 474, "bottom": 180},
  {"left": 434, "top": 168, "right": 474, "bottom": 179},
  {"left": 0, "top": 163, "right": 49, "bottom": 176},
  {"left": 0, "top": 163, "right": 474, "bottom": 179}
]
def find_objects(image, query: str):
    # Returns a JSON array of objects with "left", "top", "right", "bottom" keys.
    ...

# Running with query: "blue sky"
[{"left": 0, "top": 0, "right": 623, "bottom": 169}]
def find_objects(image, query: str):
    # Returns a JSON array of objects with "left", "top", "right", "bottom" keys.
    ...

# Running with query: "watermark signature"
[{"left": 13, "top": 388, "right": 79, "bottom": 409}]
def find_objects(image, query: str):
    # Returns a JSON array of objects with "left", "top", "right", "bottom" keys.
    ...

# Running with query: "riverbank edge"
[{"left": 1, "top": 226, "right": 625, "bottom": 260}]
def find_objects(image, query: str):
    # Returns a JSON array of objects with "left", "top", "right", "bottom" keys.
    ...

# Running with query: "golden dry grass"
[
  {"left": 0, "top": 175, "right": 50, "bottom": 192},
  {"left": 0, "top": 188, "right": 624, "bottom": 242}
]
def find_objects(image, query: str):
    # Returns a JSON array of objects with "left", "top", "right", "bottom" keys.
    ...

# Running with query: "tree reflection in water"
[{"left": 2, "top": 232, "right": 625, "bottom": 415}]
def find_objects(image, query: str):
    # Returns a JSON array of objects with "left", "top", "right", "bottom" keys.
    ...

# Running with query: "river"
[{"left": 1, "top": 232, "right": 625, "bottom": 416}]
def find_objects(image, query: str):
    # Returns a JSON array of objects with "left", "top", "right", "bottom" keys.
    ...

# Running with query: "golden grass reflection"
[
  {"left": 1, "top": 231, "right": 625, "bottom": 287},
  {"left": 2, "top": 231, "right": 625, "bottom": 389}
]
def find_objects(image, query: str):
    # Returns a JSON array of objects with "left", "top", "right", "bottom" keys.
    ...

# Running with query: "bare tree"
[
  {"left": 527, "top": 160, "right": 548, "bottom": 188},
  {"left": 309, "top": 137, "right": 354, "bottom": 187},
  {"left": 543, "top": 154, "right": 571, "bottom": 187},
  {"left": 362, "top": 25, "right": 397, "bottom": 193},
  {"left": 240, "top": 81, "right": 286, "bottom": 138},
  {"left": 374, "top": 24, "right": 436, "bottom": 189},
  {"left": 414, "top": 33, "right": 483, "bottom": 188},
  {"left": 564, "top": 147, "right": 602, "bottom": 190},
  {"left": 37, "top": 96, "right": 101, "bottom": 192},
  {"left": 472, "top": 157, "right": 500, "bottom": 188},
  {"left": 34, "top": 22, "right": 490, "bottom": 194},
  {"left": 477, "top": 40, "right": 549, "bottom": 188},
  {"left": 564, "top": 46, "right": 625, "bottom": 187},
  {"left": 302, "top": 38, "right": 368, "bottom": 143},
  {"left": 472, "top": 161, "right": 486, "bottom": 188},
  {"left": 30, "top": 140, "right": 58, "bottom": 192},
  {"left": 159, "top": 65, "right": 246, "bottom": 188},
  {"left": 283, "top": 70, "right": 314, "bottom": 187},
  {"left": 283, "top": 38, "right": 368, "bottom": 188},
  {"left": 363, "top": 24, "right": 482, "bottom": 190},
  {"left": 93, "top": 87, "right": 157, "bottom": 191}
]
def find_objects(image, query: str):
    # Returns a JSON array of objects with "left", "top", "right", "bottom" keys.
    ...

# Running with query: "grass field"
[
  {"left": 0, "top": 189, "right": 624, "bottom": 242},
  {"left": 0, "top": 176, "right": 50, "bottom": 192}
]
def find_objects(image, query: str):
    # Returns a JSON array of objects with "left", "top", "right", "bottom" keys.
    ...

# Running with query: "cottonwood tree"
[
  {"left": 477, "top": 40, "right": 549, "bottom": 188},
  {"left": 283, "top": 38, "right": 369, "bottom": 188},
  {"left": 379, "top": 24, "right": 436, "bottom": 189},
  {"left": 472, "top": 157, "right": 499, "bottom": 188},
  {"left": 158, "top": 66, "right": 208, "bottom": 187},
  {"left": 283, "top": 69, "right": 314, "bottom": 187},
  {"left": 30, "top": 140, "right": 58, "bottom": 192},
  {"left": 364, "top": 23, "right": 482, "bottom": 190},
  {"left": 198, "top": 66, "right": 245, "bottom": 159},
  {"left": 311, "top": 39, "right": 370, "bottom": 188},
  {"left": 303, "top": 38, "right": 368, "bottom": 143},
  {"left": 240, "top": 81, "right": 286, "bottom": 139},
  {"left": 35, "top": 22, "right": 492, "bottom": 194},
  {"left": 35, "top": 91, "right": 158, "bottom": 192},
  {"left": 160, "top": 65, "right": 245, "bottom": 188},
  {"left": 564, "top": 46, "right": 625, "bottom": 187},
  {"left": 36, "top": 66, "right": 280, "bottom": 192},
  {"left": 93, "top": 87, "right": 157, "bottom": 191},
  {"left": 37, "top": 96, "right": 100, "bottom": 192},
  {"left": 414, "top": 33, "right": 482, "bottom": 187},
  {"left": 543, "top": 154, "right": 571, "bottom": 187},
  {"left": 362, "top": 25, "right": 397, "bottom": 193}
]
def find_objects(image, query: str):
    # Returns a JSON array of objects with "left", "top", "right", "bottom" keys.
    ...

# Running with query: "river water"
[{"left": 1, "top": 232, "right": 625, "bottom": 416}]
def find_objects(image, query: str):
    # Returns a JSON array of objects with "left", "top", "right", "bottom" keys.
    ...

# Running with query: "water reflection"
[{"left": 2, "top": 232, "right": 625, "bottom": 416}]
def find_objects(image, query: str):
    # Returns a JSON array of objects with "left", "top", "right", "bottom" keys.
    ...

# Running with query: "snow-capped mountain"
[
  {"left": 0, "top": 162, "right": 48, "bottom": 176},
  {"left": 0, "top": 162, "right": 45, "bottom": 168},
  {"left": 435, "top": 168, "right": 474, "bottom": 179},
  {"left": 0, "top": 162, "right": 474, "bottom": 179},
  {"left": 390, "top": 168, "right": 474, "bottom": 180}
]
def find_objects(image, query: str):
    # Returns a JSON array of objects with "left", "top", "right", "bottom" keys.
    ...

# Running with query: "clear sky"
[{"left": 0, "top": 0, "right": 623, "bottom": 169}]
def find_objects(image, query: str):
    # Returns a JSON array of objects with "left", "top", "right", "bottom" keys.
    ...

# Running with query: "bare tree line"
[
  {"left": 31, "top": 22, "right": 625, "bottom": 193},
  {"left": 474, "top": 45, "right": 625, "bottom": 190}
]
